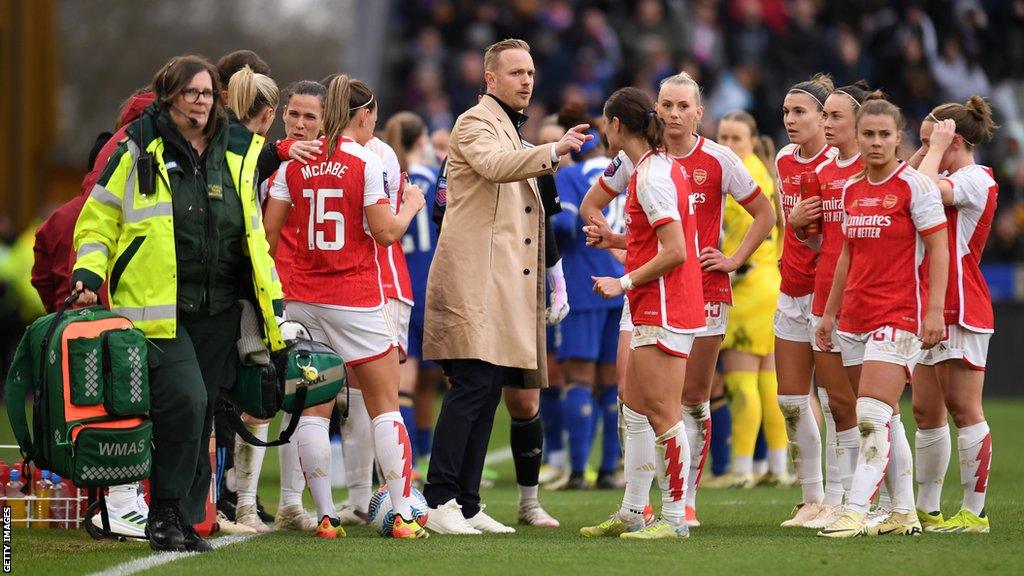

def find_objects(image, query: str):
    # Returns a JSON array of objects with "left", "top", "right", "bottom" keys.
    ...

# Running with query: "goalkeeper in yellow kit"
[{"left": 707, "top": 111, "right": 790, "bottom": 487}]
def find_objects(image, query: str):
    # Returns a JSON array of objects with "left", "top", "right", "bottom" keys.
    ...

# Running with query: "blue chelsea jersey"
[
  {"left": 552, "top": 157, "right": 626, "bottom": 311},
  {"left": 402, "top": 163, "right": 439, "bottom": 306}
]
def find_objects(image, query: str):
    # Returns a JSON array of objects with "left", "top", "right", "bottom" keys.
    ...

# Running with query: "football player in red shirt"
[
  {"left": 910, "top": 96, "right": 999, "bottom": 534},
  {"left": 785, "top": 81, "right": 871, "bottom": 528},
  {"left": 773, "top": 74, "right": 836, "bottom": 527},
  {"left": 584, "top": 72, "right": 775, "bottom": 526},
  {"left": 815, "top": 97, "right": 949, "bottom": 538},
  {"left": 579, "top": 87, "right": 704, "bottom": 540},
  {"left": 265, "top": 75, "right": 428, "bottom": 539}
]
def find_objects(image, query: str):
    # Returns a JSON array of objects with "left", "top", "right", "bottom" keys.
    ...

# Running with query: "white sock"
[
  {"left": 778, "top": 394, "right": 824, "bottom": 504},
  {"left": 278, "top": 412, "right": 306, "bottom": 508},
  {"left": 818, "top": 388, "right": 843, "bottom": 506},
  {"left": 681, "top": 402, "right": 711, "bottom": 509},
  {"left": 107, "top": 483, "right": 137, "bottom": 509},
  {"left": 754, "top": 459, "right": 769, "bottom": 476},
  {"left": 234, "top": 422, "right": 269, "bottom": 508},
  {"left": 341, "top": 388, "right": 375, "bottom": 512},
  {"left": 888, "top": 412, "right": 914, "bottom": 514},
  {"left": 295, "top": 415, "right": 334, "bottom": 520},
  {"left": 915, "top": 425, "right": 950, "bottom": 513},
  {"left": 519, "top": 484, "right": 538, "bottom": 507},
  {"left": 836, "top": 427, "right": 859, "bottom": 500},
  {"left": 655, "top": 421, "right": 689, "bottom": 527},
  {"left": 372, "top": 412, "right": 414, "bottom": 520},
  {"left": 957, "top": 421, "right": 991, "bottom": 516},
  {"left": 767, "top": 450, "right": 787, "bottom": 476},
  {"left": 619, "top": 404, "right": 655, "bottom": 522},
  {"left": 848, "top": 397, "right": 892, "bottom": 513},
  {"left": 877, "top": 484, "right": 892, "bottom": 510},
  {"left": 733, "top": 456, "right": 753, "bottom": 475}
]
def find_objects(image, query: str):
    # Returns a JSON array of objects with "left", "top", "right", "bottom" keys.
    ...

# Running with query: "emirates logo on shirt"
[
  {"left": 883, "top": 194, "right": 898, "bottom": 209},
  {"left": 693, "top": 169, "right": 708, "bottom": 185}
]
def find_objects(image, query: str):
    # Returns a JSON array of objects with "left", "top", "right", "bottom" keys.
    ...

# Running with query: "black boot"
[
  {"left": 147, "top": 502, "right": 187, "bottom": 552},
  {"left": 182, "top": 525, "right": 213, "bottom": 553}
]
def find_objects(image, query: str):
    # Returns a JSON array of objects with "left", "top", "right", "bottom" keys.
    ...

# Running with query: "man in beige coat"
[{"left": 422, "top": 38, "right": 591, "bottom": 534}]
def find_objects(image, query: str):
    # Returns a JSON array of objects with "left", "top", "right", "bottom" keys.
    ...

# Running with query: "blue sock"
[
  {"left": 399, "top": 392, "right": 417, "bottom": 458},
  {"left": 598, "top": 385, "right": 620, "bottom": 473},
  {"left": 563, "top": 383, "right": 594, "bottom": 474},
  {"left": 414, "top": 427, "right": 432, "bottom": 459},
  {"left": 540, "top": 386, "right": 564, "bottom": 457},
  {"left": 709, "top": 396, "right": 731, "bottom": 477},
  {"left": 753, "top": 425, "right": 767, "bottom": 461}
]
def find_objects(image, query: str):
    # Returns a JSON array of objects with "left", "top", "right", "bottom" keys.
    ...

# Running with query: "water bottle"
[
  {"left": 31, "top": 471, "right": 52, "bottom": 529},
  {"left": 50, "top": 473, "right": 71, "bottom": 529},
  {"left": 799, "top": 170, "right": 823, "bottom": 237},
  {"left": 7, "top": 470, "right": 27, "bottom": 528}
]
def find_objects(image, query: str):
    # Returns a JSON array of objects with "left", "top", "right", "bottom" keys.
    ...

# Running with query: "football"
[{"left": 367, "top": 485, "right": 430, "bottom": 537}]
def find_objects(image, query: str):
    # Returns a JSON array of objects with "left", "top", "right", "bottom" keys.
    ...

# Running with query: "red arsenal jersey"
[
  {"left": 838, "top": 163, "right": 947, "bottom": 334},
  {"left": 268, "top": 136, "right": 391, "bottom": 309},
  {"left": 776, "top": 143, "right": 835, "bottom": 297},
  {"left": 938, "top": 165, "right": 998, "bottom": 332},
  {"left": 811, "top": 153, "right": 863, "bottom": 316},
  {"left": 672, "top": 135, "right": 762, "bottom": 305},
  {"left": 622, "top": 152, "right": 706, "bottom": 332}
]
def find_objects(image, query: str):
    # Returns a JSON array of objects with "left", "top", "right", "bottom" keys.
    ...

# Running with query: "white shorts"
[
  {"left": 810, "top": 314, "right": 841, "bottom": 354},
  {"left": 773, "top": 293, "right": 814, "bottom": 343},
  {"left": 630, "top": 324, "right": 696, "bottom": 358},
  {"left": 700, "top": 302, "right": 730, "bottom": 337},
  {"left": 387, "top": 298, "right": 412, "bottom": 361},
  {"left": 620, "top": 296, "right": 634, "bottom": 332},
  {"left": 836, "top": 326, "right": 924, "bottom": 373},
  {"left": 285, "top": 301, "right": 397, "bottom": 366},
  {"left": 918, "top": 324, "right": 990, "bottom": 370}
]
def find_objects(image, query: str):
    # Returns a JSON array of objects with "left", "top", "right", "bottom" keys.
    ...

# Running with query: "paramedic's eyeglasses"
[{"left": 181, "top": 88, "right": 216, "bottom": 103}]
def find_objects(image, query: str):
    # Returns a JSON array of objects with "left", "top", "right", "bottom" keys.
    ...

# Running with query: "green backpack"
[{"left": 5, "top": 302, "right": 152, "bottom": 488}]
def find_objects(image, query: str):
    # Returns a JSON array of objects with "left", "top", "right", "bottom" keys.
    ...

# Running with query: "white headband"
[
  {"left": 351, "top": 94, "right": 374, "bottom": 110},
  {"left": 789, "top": 88, "right": 824, "bottom": 108},
  {"left": 834, "top": 90, "right": 861, "bottom": 109}
]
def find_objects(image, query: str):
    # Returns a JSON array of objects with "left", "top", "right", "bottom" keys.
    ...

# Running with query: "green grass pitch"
[{"left": 5, "top": 399, "right": 1022, "bottom": 576}]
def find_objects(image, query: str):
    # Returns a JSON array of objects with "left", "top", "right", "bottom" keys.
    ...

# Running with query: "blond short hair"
[{"left": 484, "top": 38, "right": 530, "bottom": 72}]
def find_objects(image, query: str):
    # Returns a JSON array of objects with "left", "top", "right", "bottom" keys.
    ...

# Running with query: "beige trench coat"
[{"left": 423, "top": 96, "right": 557, "bottom": 388}]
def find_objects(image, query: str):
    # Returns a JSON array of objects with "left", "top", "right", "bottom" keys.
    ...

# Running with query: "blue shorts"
[
  {"left": 407, "top": 304, "right": 436, "bottom": 367},
  {"left": 556, "top": 307, "right": 621, "bottom": 364}
]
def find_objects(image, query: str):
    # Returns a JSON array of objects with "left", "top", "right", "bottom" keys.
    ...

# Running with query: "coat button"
[
  {"left": 525, "top": 206, "right": 532, "bottom": 213},
  {"left": 524, "top": 238, "right": 532, "bottom": 245},
  {"left": 523, "top": 269, "right": 530, "bottom": 276}
]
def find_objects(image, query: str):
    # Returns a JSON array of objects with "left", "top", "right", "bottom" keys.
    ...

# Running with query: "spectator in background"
[
  {"left": 985, "top": 209, "right": 1024, "bottom": 262},
  {"left": 727, "top": 0, "right": 772, "bottom": 67},
  {"left": 918, "top": 10, "right": 991, "bottom": 104}
]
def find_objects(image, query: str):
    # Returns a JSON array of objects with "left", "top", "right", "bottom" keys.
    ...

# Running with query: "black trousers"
[
  {"left": 147, "top": 305, "right": 240, "bottom": 524},
  {"left": 424, "top": 359, "right": 523, "bottom": 517}
]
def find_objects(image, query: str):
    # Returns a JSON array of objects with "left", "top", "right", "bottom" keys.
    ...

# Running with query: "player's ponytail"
[
  {"left": 227, "top": 65, "right": 279, "bottom": 124},
  {"left": 929, "top": 96, "right": 999, "bottom": 149},
  {"left": 382, "top": 111, "right": 426, "bottom": 172},
  {"left": 323, "top": 74, "right": 375, "bottom": 156},
  {"left": 604, "top": 87, "right": 663, "bottom": 152}
]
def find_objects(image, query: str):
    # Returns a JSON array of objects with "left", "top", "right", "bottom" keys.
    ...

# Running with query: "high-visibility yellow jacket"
[{"left": 72, "top": 112, "right": 285, "bottom": 351}]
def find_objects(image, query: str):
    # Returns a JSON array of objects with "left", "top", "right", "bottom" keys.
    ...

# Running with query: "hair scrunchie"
[{"left": 643, "top": 109, "right": 656, "bottom": 125}]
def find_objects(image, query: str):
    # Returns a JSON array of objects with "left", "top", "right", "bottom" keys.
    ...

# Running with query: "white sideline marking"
[{"left": 85, "top": 534, "right": 255, "bottom": 576}]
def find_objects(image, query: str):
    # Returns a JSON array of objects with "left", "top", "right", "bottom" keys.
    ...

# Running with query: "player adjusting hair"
[{"left": 928, "top": 96, "right": 999, "bottom": 148}]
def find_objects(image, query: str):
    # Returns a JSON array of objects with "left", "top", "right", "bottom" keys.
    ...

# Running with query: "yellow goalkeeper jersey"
[{"left": 722, "top": 154, "right": 779, "bottom": 269}]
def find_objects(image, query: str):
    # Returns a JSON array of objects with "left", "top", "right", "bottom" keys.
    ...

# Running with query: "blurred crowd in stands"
[{"left": 388, "top": 0, "right": 1024, "bottom": 261}]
